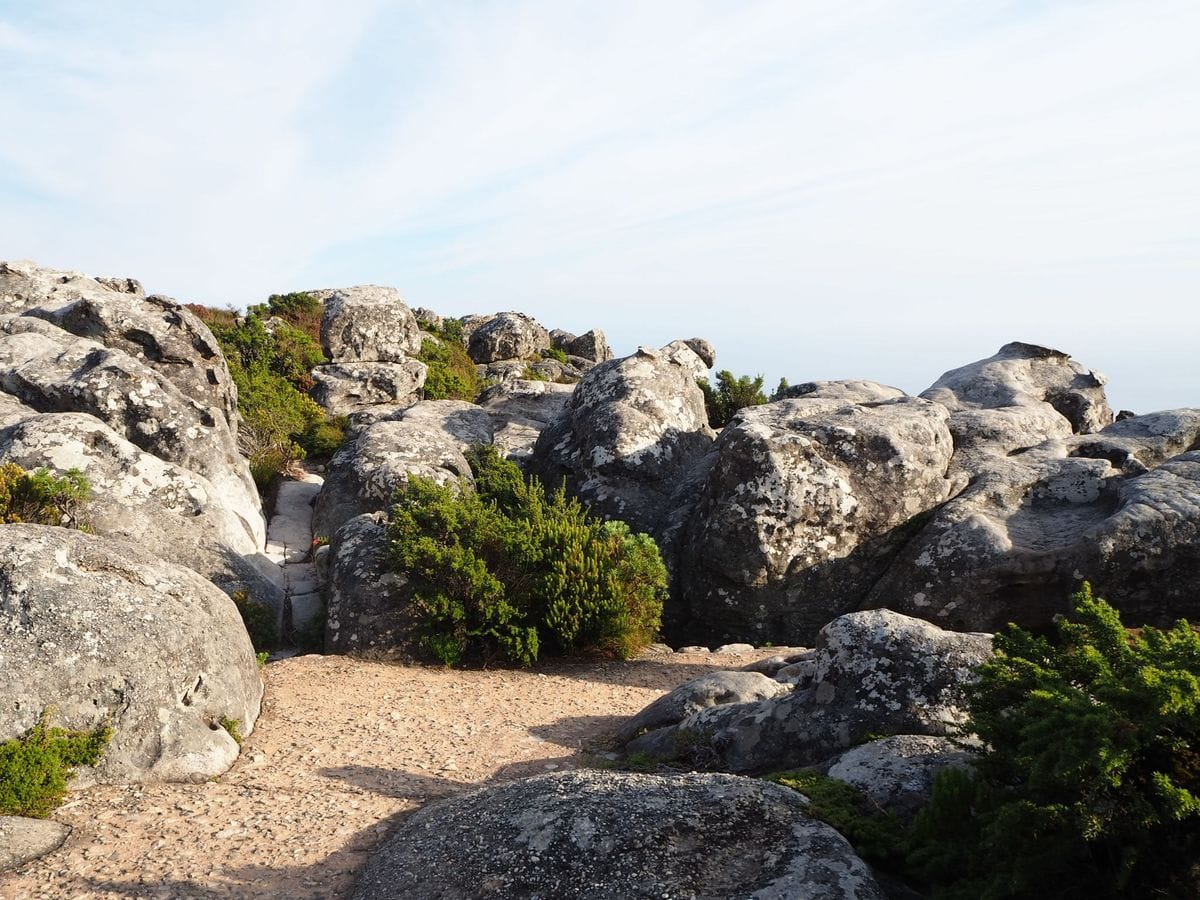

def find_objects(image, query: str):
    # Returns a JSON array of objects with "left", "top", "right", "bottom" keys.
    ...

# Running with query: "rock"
[
  {"left": 0, "top": 525, "right": 263, "bottom": 783},
  {"left": 411, "top": 307, "right": 443, "bottom": 330},
  {"left": 317, "top": 286, "right": 423, "bottom": 363},
  {"left": 677, "top": 645, "right": 711, "bottom": 654},
  {"left": 0, "top": 390, "right": 36, "bottom": 427},
  {"left": 739, "top": 650, "right": 811, "bottom": 677},
  {"left": 525, "top": 358, "right": 584, "bottom": 383},
  {"left": 683, "top": 337, "right": 716, "bottom": 368},
  {"left": 351, "top": 770, "right": 886, "bottom": 900},
  {"left": 820, "top": 735, "right": 973, "bottom": 821},
  {"left": 478, "top": 359, "right": 530, "bottom": 386},
  {"left": 310, "top": 361, "right": 427, "bottom": 416},
  {"left": 624, "top": 609, "right": 991, "bottom": 773},
  {"left": 528, "top": 342, "right": 716, "bottom": 532},
  {"left": 466, "top": 312, "right": 551, "bottom": 363},
  {"left": 477, "top": 379, "right": 575, "bottom": 463},
  {"left": 667, "top": 395, "right": 954, "bottom": 645},
  {"left": 775, "top": 380, "right": 907, "bottom": 403},
  {"left": 714, "top": 642, "right": 757, "bottom": 654},
  {"left": 324, "top": 513, "right": 414, "bottom": 658},
  {"left": 614, "top": 670, "right": 792, "bottom": 744},
  {"left": 0, "top": 316, "right": 264, "bottom": 547},
  {"left": 0, "top": 817, "right": 71, "bottom": 871},
  {"left": 0, "top": 412, "right": 282, "bottom": 611},
  {"left": 921, "top": 341, "right": 1113, "bottom": 476},
  {"left": 312, "top": 400, "right": 494, "bottom": 539},
  {"left": 559, "top": 328, "right": 613, "bottom": 363},
  {"left": 1, "top": 260, "right": 239, "bottom": 432}
]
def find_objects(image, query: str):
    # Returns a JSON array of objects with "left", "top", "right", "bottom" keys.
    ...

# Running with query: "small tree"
[{"left": 697, "top": 370, "right": 768, "bottom": 428}]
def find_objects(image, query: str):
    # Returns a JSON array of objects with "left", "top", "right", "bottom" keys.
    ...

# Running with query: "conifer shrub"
[
  {"left": 0, "top": 710, "right": 111, "bottom": 818},
  {"left": 386, "top": 446, "right": 666, "bottom": 666},
  {"left": 0, "top": 463, "right": 91, "bottom": 528},
  {"left": 416, "top": 324, "right": 483, "bottom": 401},
  {"left": 697, "top": 370, "right": 768, "bottom": 428},
  {"left": 542, "top": 346, "right": 569, "bottom": 364}
]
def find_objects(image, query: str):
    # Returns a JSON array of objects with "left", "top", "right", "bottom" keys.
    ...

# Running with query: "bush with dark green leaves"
[
  {"left": 416, "top": 321, "right": 483, "bottom": 401},
  {"left": 232, "top": 589, "right": 278, "bottom": 653},
  {"left": 907, "top": 583, "right": 1200, "bottom": 899},
  {"left": 387, "top": 446, "right": 666, "bottom": 667},
  {"left": 0, "top": 462, "right": 91, "bottom": 528},
  {"left": 0, "top": 709, "right": 111, "bottom": 817},
  {"left": 697, "top": 370, "right": 768, "bottom": 428}
]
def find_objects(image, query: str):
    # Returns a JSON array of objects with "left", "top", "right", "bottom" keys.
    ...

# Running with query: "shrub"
[
  {"left": 0, "top": 463, "right": 91, "bottom": 528},
  {"left": 542, "top": 346, "right": 569, "bottom": 364},
  {"left": 416, "top": 328, "right": 483, "bottom": 401},
  {"left": 522, "top": 366, "right": 551, "bottom": 382},
  {"left": 697, "top": 370, "right": 768, "bottom": 428},
  {"left": 387, "top": 445, "right": 666, "bottom": 666},
  {"left": 0, "top": 709, "right": 111, "bottom": 818},
  {"left": 298, "top": 415, "right": 349, "bottom": 459},
  {"left": 218, "top": 715, "right": 243, "bottom": 746},
  {"left": 250, "top": 291, "right": 323, "bottom": 345},
  {"left": 909, "top": 584, "right": 1200, "bottom": 899},
  {"left": 232, "top": 589, "right": 278, "bottom": 652}
]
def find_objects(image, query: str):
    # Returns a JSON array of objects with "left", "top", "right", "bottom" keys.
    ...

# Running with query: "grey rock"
[
  {"left": 477, "top": 379, "right": 575, "bottom": 463},
  {"left": 821, "top": 735, "right": 973, "bottom": 821},
  {"left": 0, "top": 817, "right": 71, "bottom": 871},
  {"left": 775, "top": 380, "right": 907, "bottom": 403},
  {"left": 739, "top": 650, "right": 811, "bottom": 677},
  {"left": 478, "top": 358, "right": 530, "bottom": 386},
  {"left": 467, "top": 311, "right": 551, "bottom": 363},
  {"left": 528, "top": 342, "right": 716, "bottom": 532},
  {"left": 317, "top": 285, "right": 423, "bottom": 363},
  {"left": 614, "top": 670, "right": 791, "bottom": 744},
  {"left": 668, "top": 395, "right": 954, "bottom": 645},
  {"left": 625, "top": 609, "right": 991, "bottom": 773},
  {"left": 313, "top": 400, "right": 494, "bottom": 539},
  {"left": 411, "top": 307, "right": 443, "bottom": 330},
  {"left": 714, "top": 642, "right": 757, "bottom": 654},
  {"left": 324, "top": 513, "right": 414, "bottom": 658},
  {"left": 525, "top": 357, "right": 583, "bottom": 383},
  {"left": 0, "top": 390, "right": 36, "bottom": 427},
  {"left": 0, "top": 412, "right": 282, "bottom": 611},
  {"left": 310, "top": 360, "right": 427, "bottom": 416},
  {"left": 683, "top": 337, "right": 717, "bottom": 369},
  {"left": 0, "top": 316, "right": 264, "bottom": 547},
  {"left": 0, "top": 525, "right": 263, "bottom": 783},
  {"left": 351, "top": 770, "right": 885, "bottom": 900},
  {"left": 560, "top": 328, "right": 613, "bottom": 363}
]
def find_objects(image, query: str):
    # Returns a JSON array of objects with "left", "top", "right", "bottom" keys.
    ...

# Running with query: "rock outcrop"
[
  {"left": 466, "top": 311, "right": 551, "bottom": 364},
  {"left": 477, "top": 378, "right": 574, "bottom": 462},
  {"left": 351, "top": 770, "right": 886, "bottom": 899},
  {"left": 324, "top": 512, "right": 413, "bottom": 658},
  {"left": 0, "top": 817, "right": 71, "bottom": 872},
  {"left": 316, "top": 285, "right": 423, "bottom": 364},
  {"left": 0, "top": 525, "right": 263, "bottom": 783},
  {"left": 310, "top": 360, "right": 427, "bottom": 417},
  {"left": 820, "top": 735, "right": 972, "bottom": 821},
  {"left": 551, "top": 328, "right": 613, "bottom": 364}
]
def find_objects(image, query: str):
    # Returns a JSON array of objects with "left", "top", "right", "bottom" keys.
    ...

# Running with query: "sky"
[{"left": 1, "top": 0, "right": 1197, "bottom": 413}]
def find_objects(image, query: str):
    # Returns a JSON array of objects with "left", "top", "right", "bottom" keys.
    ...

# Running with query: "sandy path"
[{"left": 2, "top": 649, "right": 773, "bottom": 899}]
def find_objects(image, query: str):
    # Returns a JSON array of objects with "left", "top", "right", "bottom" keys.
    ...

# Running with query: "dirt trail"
[{"left": 2, "top": 649, "right": 773, "bottom": 899}]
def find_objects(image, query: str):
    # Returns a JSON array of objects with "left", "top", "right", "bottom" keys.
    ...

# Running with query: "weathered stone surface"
[
  {"left": 869, "top": 415, "right": 1200, "bottom": 632},
  {"left": 528, "top": 342, "right": 716, "bottom": 532},
  {"left": 0, "top": 525, "right": 263, "bottom": 783},
  {"left": 312, "top": 400, "right": 493, "bottom": 540},
  {"left": 775, "top": 380, "right": 907, "bottom": 403},
  {"left": 310, "top": 360, "right": 427, "bottom": 416},
  {"left": 0, "top": 316, "right": 264, "bottom": 547},
  {"left": 922, "top": 341, "right": 1113, "bottom": 476},
  {"left": 466, "top": 311, "right": 551, "bottom": 363},
  {"left": 559, "top": 328, "right": 612, "bottom": 363},
  {"left": 0, "top": 390, "right": 36, "bottom": 427},
  {"left": 683, "top": 337, "right": 717, "bottom": 369},
  {"left": 411, "top": 307, "right": 443, "bottom": 330},
  {"left": 1, "top": 260, "right": 239, "bottom": 431},
  {"left": 477, "top": 379, "right": 575, "bottom": 462},
  {"left": 0, "top": 817, "right": 71, "bottom": 872},
  {"left": 614, "top": 670, "right": 791, "bottom": 744},
  {"left": 351, "top": 770, "right": 885, "bottom": 900},
  {"left": 624, "top": 610, "right": 991, "bottom": 774},
  {"left": 667, "top": 395, "right": 955, "bottom": 645},
  {"left": 317, "top": 286, "right": 423, "bottom": 363},
  {"left": 525, "top": 357, "right": 584, "bottom": 383},
  {"left": 0, "top": 412, "right": 282, "bottom": 610},
  {"left": 821, "top": 735, "right": 973, "bottom": 821},
  {"left": 324, "top": 512, "right": 413, "bottom": 658}
]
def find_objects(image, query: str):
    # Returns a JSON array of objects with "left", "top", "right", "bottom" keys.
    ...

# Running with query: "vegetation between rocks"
[
  {"left": 415, "top": 319, "right": 484, "bottom": 401},
  {"left": 232, "top": 589, "right": 278, "bottom": 653},
  {"left": 697, "top": 370, "right": 768, "bottom": 428},
  {"left": 0, "top": 709, "right": 111, "bottom": 818},
  {"left": 387, "top": 445, "right": 666, "bottom": 667},
  {"left": 0, "top": 462, "right": 91, "bottom": 529}
]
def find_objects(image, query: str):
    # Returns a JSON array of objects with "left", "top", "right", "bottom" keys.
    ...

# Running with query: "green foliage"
[
  {"left": 697, "top": 370, "right": 768, "bottom": 428},
  {"left": 0, "top": 463, "right": 91, "bottom": 528},
  {"left": 771, "top": 377, "right": 790, "bottom": 400},
  {"left": 416, "top": 327, "right": 483, "bottom": 401},
  {"left": 0, "top": 709, "right": 111, "bottom": 818},
  {"left": 387, "top": 445, "right": 666, "bottom": 667},
  {"left": 218, "top": 716, "right": 243, "bottom": 746},
  {"left": 910, "top": 584, "right": 1200, "bottom": 899},
  {"left": 768, "top": 770, "right": 908, "bottom": 870},
  {"left": 522, "top": 366, "right": 551, "bottom": 382},
  {"left": 232, "top": 589, "right": 278, "bottom": 652},
  {"left": 542, "top": 346, "right": 569, "bottom": 364},
  {"left": 298, "top": 415, "right": 349, "bottom": 459},
  {"left": 256, "top": 651, "right": 270, "bottom": 669}
]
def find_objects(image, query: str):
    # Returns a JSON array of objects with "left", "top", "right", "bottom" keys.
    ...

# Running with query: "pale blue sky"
[{"left": 2, "top": 1, "right": 1197, "bottom": 412}]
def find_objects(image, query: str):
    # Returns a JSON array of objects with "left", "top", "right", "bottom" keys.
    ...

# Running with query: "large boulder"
[
  {"left": 820, "top": 735, "right": 973, "bottom": 821},
  {"left": 324, "top": 512, "right": 413, "bottom": 658},
  {"left": 528, "top": 341, "right": 716, "bottom": 532},
  {"left": 351, "top": 770, "right": 886, "bottom": 900},
  {"left": 0, "top": 412, "right": 282, "bottom": 610},
  {"left": 0, "top": 817, "right": 71, "bottom": 872},
  {"left": 551, "top": 328, "right": 613, "bottom": 363},
  {"left": 312, "top": 400, "right": 494, "bottom": 540},
  {"left": 624, "top": 609, "right": 991, "bottom": 773},
  {"left": 868, "top": 413, "right": 1200, "bottom": 632},
  {"left": 466, "top": 311, "right": 551, "bottom": 363},
  {"left": 317, "top": 286, "right": 423, "bottom": 364},
  {"left": 614, "top": 670, "right": 792, "bottom": 744},
  {"left": 477, "top": 378, "right": 575, "bottom": 462},
  {"left": 0, "top": 316, "right": 264, "bottom": 547},
  {"left": 0, "top": 525, "right": 263, "bottom": 783},
  {"left": 310, "top": 360, "right": 427, "bottom": 416},
  {"left": 667, "top": 394, "right": 955, "bottom": 645}
]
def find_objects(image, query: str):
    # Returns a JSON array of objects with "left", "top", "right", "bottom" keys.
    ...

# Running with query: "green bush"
[
  {"left": 908, "top": 584, "right": 1200, "bottom": 899},
  {"left": 387, "top": 445, "right": 666, "bottom": 666},
  {"left": 416, "top": 326, "right": 483, "bottom": 401},
  {"left": 542, "top": 346, "right": 569, "bottom": 364},
  {"left": 697, "top": 370, "right": 768, "bottom": 428},
  {"left": 232, "top": 589, "right": 278, "bottom": 652},
  {"left": 0, "top": 463, "right": 91, "bottom": 528},
  {"left": 0, "top": 709, "right": 111, "bottom": 818}
]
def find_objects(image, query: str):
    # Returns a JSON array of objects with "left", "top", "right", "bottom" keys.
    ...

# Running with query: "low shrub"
[
  {"left": 416, "top": 326, "right": 483, "bottom": 401},
  {"left": 387, "top": 445, "right": 666, "bottom": 666},
  {"left": 542, "top": 346, "right": 569, "bottom": 364},
  {"left": 218, "top": 715, "right": 243, "bottom": 746},
  {"left": 232, "top": 589, "right": 278, "bottom": 652},
  {"left": 0, "top": 709, "right": 111, "bottom": 818},
  {"left": 697, "top": 370, "right": 768, "bottom": 428},
  {"left": 0, "top": 463, "right": 91, "bottom": 528}
]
